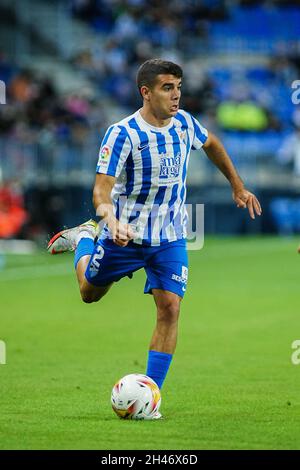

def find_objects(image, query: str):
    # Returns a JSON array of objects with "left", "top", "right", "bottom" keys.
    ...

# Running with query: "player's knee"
[
  {"left": 81, "top": 292, "right": 95, "bottom": 303},
  {"left": 80, "top": 287, "right": 107, "bottom": 303},
  {"left": 157, "top": 302, "right": 180, "bottom": 324},
  {"left": 80, "top": 287, "right": 97, "bottom": 304}
]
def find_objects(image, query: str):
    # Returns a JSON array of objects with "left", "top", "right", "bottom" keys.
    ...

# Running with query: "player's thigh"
[
  {"left": 85, "top": 238, "right": 144, "bottom": 287},
  {"left": 144, "top": 239, "right": 188, "bottom": 298}
]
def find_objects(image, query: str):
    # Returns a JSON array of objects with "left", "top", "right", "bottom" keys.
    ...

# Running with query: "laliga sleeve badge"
[{"left": 99, "top": 145, "right": 111, "bottom": 165}]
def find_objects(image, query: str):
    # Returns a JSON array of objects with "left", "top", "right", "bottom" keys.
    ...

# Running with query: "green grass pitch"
[{"left": 0, "top": 237, "right": 300, "bottom": 450}]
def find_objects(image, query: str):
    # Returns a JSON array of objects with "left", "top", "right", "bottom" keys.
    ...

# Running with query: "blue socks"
[
  {"left": 146, "top": 350, "right": 173, "bottom": 389},
  {"left": 74, "top": 237, "right": 94, "bottom": 268}
]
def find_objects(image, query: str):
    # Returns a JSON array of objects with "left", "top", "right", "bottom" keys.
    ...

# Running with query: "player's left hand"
[{"left": 232, "top": 188, "right": 262, "bottom": 219}]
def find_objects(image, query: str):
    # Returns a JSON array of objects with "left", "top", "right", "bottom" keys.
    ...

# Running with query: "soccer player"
[{"left": 47, "top": 59, "right": 262, "bottom": 417}]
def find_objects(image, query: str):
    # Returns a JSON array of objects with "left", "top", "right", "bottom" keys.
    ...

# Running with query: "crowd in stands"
[
  {"left": 0, "top": 181, "right": 27, "bottom": 238},
  {"left": 72, "top": 0, "right": 300, "bottom": 136},
  {"left": 1, "top": 1, "right": 300, "bottom": 144},
  {"left": 0, "top": 51, "right": 106, "bottom": 146}
]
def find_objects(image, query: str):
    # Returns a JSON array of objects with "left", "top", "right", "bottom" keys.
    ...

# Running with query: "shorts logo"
[
  {"left": 99, "top": 145, "right": 111, "bottom": 165},
  {"left": 89, "top": 245, "right": 105, "bottom": 277},
  {"left": 171, "top": 266, "right": 188, "bottom": 286},
  {"left": 181, "top": 266, "right": 188, "bottom": 281}
]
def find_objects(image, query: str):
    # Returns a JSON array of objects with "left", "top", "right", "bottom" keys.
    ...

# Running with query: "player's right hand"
[
  {"left": 232, "top": 188, "right": 262, "bottom": 220},
  {"left": 107, "top": 218, "right": 135, "bottom": 247}
]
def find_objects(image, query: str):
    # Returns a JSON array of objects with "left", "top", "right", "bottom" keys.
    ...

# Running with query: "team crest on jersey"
[
  {"left": 179, "top": 130, "right": 187, "bottom": 144},
  {"left": 99, "top": 145, "right": 111, "bottom": 165}
]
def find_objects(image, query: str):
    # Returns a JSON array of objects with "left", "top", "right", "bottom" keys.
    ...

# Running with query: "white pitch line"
[{"left": 0, "top": 263, "right": 73, "bottom": 281}]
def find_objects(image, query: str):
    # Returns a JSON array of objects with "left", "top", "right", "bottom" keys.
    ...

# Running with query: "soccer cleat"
[
  {"left": 47, "top": 219, "right": 98, "bottom": 254},
  {"left": 145, "top": 411, "right": 163, "bottom": 420},
  {"left": 152, "top": 411, "right": 163, "bottom": 420}
]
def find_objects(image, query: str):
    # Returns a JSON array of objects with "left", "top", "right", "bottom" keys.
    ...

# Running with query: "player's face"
[{"left": 148, "top": 75, "right": 182, "bottom": 119}]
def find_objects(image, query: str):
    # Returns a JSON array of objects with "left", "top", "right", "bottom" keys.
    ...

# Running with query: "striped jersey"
[{"left": 96, "top": 109, "right": 208, "bottom": 245}]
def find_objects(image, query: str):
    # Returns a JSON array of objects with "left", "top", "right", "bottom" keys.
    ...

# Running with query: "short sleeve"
[
  {"left": 191, "top": 116, "right": 208, "bottom": 150},
  {"left": 96, "top": 125, "right": 131, "bottom": 177}
]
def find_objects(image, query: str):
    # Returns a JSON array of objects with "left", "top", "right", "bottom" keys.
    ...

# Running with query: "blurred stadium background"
[
  {"left": 1, "top": 0, "right": 300, "bottom": 451},
  {"left": 1, "top": 0, "right": 300, "bottom": 245}
]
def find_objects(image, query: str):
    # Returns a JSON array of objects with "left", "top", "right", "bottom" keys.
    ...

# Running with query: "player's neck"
[{"left": 139, "top": 107, "right": 172, "bottom": 128}]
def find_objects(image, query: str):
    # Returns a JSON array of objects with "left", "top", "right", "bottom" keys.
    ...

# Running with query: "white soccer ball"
[{"left": 111, "top": 373, "right": 161, "bottom": 420}]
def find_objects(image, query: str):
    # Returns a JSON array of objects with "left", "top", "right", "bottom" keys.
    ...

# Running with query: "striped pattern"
[{"left": 96, "top": 109, "right": 208, "bottom": 245}]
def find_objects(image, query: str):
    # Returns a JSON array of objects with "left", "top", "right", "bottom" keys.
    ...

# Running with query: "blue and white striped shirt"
[{"left": 96, "top": 109, "right": 208, "bottom": 245}]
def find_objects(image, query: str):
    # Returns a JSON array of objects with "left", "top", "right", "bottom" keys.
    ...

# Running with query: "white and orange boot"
[{"left": 47, "top": 219, "right": 98, "bottom": 254}]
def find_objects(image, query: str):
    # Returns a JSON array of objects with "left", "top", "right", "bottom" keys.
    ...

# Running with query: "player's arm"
[
  {"left": 93, "top": 173, "right": 134, "bottom": 247},
  {"left": 202, "top": 132, "right": 262, "bottom": 219}
]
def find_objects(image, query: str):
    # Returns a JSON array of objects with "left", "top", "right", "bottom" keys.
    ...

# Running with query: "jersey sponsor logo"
[
  {"left": 99, "top": 145, "right": 111, "bottom": 165},
  {"left": 159, "top": 152, "right": 181, "bottom": 185}
]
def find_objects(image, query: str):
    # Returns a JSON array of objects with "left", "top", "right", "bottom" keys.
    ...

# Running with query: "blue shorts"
[{"left": 85, "top": 238, "right": 188, "bottom": 298}]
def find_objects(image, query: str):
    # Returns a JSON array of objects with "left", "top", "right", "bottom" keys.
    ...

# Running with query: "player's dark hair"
[{"left": 136, "top": 59, "right": 183, "bottom": 95}]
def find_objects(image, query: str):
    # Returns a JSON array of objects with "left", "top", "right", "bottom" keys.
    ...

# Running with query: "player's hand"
[
  {"left": 107, "top": 217, "right": 135, "bottom": 247},
  {"left": 232, "top": 188, "right": 262, "bottom": 220}
]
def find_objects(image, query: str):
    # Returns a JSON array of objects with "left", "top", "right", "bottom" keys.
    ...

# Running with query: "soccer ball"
[{"left": 111, "top": 374, "right": 161, "bottom": 420}]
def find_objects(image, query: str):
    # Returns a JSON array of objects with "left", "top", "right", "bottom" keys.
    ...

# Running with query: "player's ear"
[{"left": 140, "top": 85, "right": 151, "bottom": 101}]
